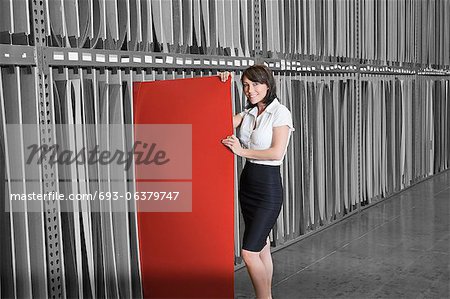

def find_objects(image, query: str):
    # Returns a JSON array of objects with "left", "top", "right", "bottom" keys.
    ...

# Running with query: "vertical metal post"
[
  {"left": 414, "top": 0, "right": 420, "bottom": 181},
  {"left": 254, "top": 0, "right": 262, "bottom": 61},
  {"left": 356, "top": 0, "right": 362, "bottom": 208},
  {"left": 30, "top": 0, "right": 65, "bottom": 298}
]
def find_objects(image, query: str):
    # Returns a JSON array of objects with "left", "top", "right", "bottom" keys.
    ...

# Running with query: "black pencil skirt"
[{"left": 239, "top": 161, "right": 283, "bottom": 252}]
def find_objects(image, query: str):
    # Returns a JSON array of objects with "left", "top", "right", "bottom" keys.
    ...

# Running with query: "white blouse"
[{"left": 238, "top": 98, "right": 294, "bottom": 166}]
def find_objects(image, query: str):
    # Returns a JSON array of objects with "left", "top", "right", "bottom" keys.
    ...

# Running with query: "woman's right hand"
[{"left": 218, "top": 71, "right": 231, "bottom": 82}]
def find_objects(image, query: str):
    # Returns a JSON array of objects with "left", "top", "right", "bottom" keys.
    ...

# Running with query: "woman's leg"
[
  {"left": 241, "top": 249, "right": 271, "bottom": 299},
  {"left": 259, "top": 237, "right": 273, "bottom": 292}
]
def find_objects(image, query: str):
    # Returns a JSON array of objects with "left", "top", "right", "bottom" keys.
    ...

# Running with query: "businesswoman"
[{"left": 221, "top": 65, "right": 294, "bottom": 299}]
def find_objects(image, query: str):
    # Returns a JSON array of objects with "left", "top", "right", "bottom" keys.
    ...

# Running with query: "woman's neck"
[{"left": 257, "top": 103, "right": 266, "bottom": 116}]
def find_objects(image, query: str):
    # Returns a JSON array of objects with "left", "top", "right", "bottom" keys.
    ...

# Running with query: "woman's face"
[{"left": 242, "top": 76, "right": 269, "bottom": 105}]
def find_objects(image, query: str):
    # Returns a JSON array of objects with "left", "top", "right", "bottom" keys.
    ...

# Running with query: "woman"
[{"left": 220, "top": 65, "right": 294, "bottom": 299}]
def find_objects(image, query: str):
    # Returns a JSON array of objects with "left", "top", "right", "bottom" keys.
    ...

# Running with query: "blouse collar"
[{"left": 249, "top": 98, "right": 280, "bottom": 117}]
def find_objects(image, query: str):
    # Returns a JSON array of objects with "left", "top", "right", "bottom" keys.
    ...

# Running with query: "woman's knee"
[{"left": 241, "top": 249, "right": 261, "bottom": 264}]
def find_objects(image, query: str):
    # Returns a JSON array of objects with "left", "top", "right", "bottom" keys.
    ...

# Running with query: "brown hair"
[{"left": 241, "top": 65, "right": 278, "bottom": 109}]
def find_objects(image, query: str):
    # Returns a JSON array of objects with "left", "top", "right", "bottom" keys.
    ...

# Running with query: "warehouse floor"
[{"left": 235, "top": 170, "right": 450, "bottom": 299}]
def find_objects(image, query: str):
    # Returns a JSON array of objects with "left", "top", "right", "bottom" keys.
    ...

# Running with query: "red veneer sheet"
[{"left": 133, "top": 76, "right": 234, "bottom": 298}]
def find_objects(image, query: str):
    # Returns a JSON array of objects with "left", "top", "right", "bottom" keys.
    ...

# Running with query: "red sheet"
[{"left": 133, "top": 76, "right": 234, "bottom": 298}]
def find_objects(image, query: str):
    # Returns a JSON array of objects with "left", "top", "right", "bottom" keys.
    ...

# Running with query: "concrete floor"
[{"left": 235, "top": 170, "right": 450, "bottom": 299}]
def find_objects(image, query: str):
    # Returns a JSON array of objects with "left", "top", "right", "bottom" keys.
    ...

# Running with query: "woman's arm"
[
  {"left": 218, "top": 71, "right": 243, "bottom": 129},
  {"left": 221, "top": 126, "right": 290, "bottom": 160},
  {"left": 233, "top": 113, "right": 243, "bottom": 129}
]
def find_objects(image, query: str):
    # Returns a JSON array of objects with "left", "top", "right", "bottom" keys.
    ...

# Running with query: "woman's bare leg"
[
  {"left": 259, "top": 238, "right": 273, "bottom": 297},
  {"left": 241, "top": 249, "right": 270, "bottom": 299}
]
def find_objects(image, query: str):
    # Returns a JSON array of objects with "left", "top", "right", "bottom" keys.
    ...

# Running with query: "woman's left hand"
[{"left": 221, "top": 135, "right": 243, "bottom": 156}]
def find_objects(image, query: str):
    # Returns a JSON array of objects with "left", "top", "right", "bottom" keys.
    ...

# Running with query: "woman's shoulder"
[
  {"left": 272, "top": 101, "right": 292, "bottom": 116},
  {"left": 271, "top": 100, "right": 294, "bottom": 130}
]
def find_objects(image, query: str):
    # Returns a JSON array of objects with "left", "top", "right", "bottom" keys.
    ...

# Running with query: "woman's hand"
[
  {"left": 218, "top": 71, "right": 231, "bottom": 82},
  {"left": 221, "top": 135, "right": 243, "bottom": 156}
]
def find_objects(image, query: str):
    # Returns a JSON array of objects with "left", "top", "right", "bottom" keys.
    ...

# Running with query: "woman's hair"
[{"left": 241, "top": 65, "right": 278, "bottom": 109}]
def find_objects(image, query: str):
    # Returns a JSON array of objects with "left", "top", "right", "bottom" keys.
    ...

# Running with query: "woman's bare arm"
[{"left": 233, "top": 113, "right": 243, "bottom": 129}]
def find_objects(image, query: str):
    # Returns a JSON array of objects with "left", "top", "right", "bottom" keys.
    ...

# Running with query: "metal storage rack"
[{"left": 1, "top": 0, "right": 449, "bottom": 298}]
